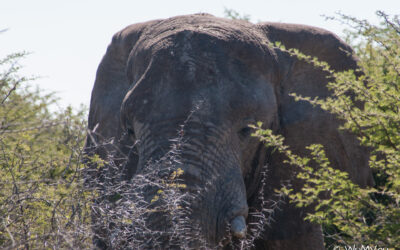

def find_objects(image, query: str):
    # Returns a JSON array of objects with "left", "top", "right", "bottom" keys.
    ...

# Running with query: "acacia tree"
[
  {"left": 253, "top": 11, "right": 400, "bottom": 249},
  {"left": 0, "top": 51, "right": 92, "bottom": 249}
]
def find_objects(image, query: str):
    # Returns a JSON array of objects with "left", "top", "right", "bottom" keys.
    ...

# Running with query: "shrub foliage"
[
  {"left": 0, "top": 52, "right": 91, "bottom": 249},
  {"left": 253, "top": 11, "right": 400, "bottom": 249}
]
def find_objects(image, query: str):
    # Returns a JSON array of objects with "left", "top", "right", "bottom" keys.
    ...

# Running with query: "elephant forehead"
[
  {"left": 135, "top": 14, "right": 268, "bottom": 52},
  {"left": 121, "top": 15, "right": 279, "bottom": 126},
  {"left": 127, "top": 15, "right": 277, "bottom": 86},
  {"left": 128, "top": 33, "right": 276, "bottom": 95},
  {"left": 124, "top": 73, "right": 276, "bottom": 130}
]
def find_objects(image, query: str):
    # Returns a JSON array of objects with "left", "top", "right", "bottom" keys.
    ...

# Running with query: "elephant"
[{"left": 85, "top": 13, "right": 374, "bottom": 249}]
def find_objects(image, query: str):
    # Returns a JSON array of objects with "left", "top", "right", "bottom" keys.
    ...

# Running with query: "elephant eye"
[
  {"left": 238, "top": 126, "right": 252, "bottom": 139},
  {"left": 126, "top": 127, "right": 134, "bottom": 137}
]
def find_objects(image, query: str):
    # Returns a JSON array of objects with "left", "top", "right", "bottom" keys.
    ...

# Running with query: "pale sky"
[{"left": 1, "top": 0, "right": 399, "bottom": 110}]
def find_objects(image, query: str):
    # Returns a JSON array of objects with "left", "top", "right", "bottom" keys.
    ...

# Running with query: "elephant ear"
[
  {"left": 85, "top": 20, "right": 162, "bottom": 180},
  {"left": 86, "top": 20, "right": 160, "bottom": 155},
  {"left": 258, "top": 22, "right": 373, "bottom": 187}
]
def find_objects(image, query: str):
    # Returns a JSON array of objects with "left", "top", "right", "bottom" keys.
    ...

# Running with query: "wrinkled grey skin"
[{"left": 85, "top": 14, "right": 373, "bottom": 249}]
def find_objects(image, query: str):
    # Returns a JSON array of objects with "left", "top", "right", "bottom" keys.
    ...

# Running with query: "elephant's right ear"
[
  {"left": 87, "top": 20, "right": 161, "bottom": 144},
  {"left": 257, "top": 22, "right": 373, "bottom": 187}
]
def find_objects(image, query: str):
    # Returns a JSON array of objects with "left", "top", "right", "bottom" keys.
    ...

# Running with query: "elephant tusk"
[{"left": 230, "top": 215, "right": 247, "bottom": 239}]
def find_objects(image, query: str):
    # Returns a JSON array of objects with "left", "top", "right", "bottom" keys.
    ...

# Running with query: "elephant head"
[{"left": 86, "top": 14, "right": 373, "bottom": 249}]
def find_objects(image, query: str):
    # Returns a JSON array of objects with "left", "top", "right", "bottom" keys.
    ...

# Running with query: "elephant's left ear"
[{"left": 257, "top": 22, "right": 374, "bottom": 187}]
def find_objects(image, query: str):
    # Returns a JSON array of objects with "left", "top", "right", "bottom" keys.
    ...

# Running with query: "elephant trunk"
[{"left": 134, "top": 123, "right": 249, "bottom": 246}]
